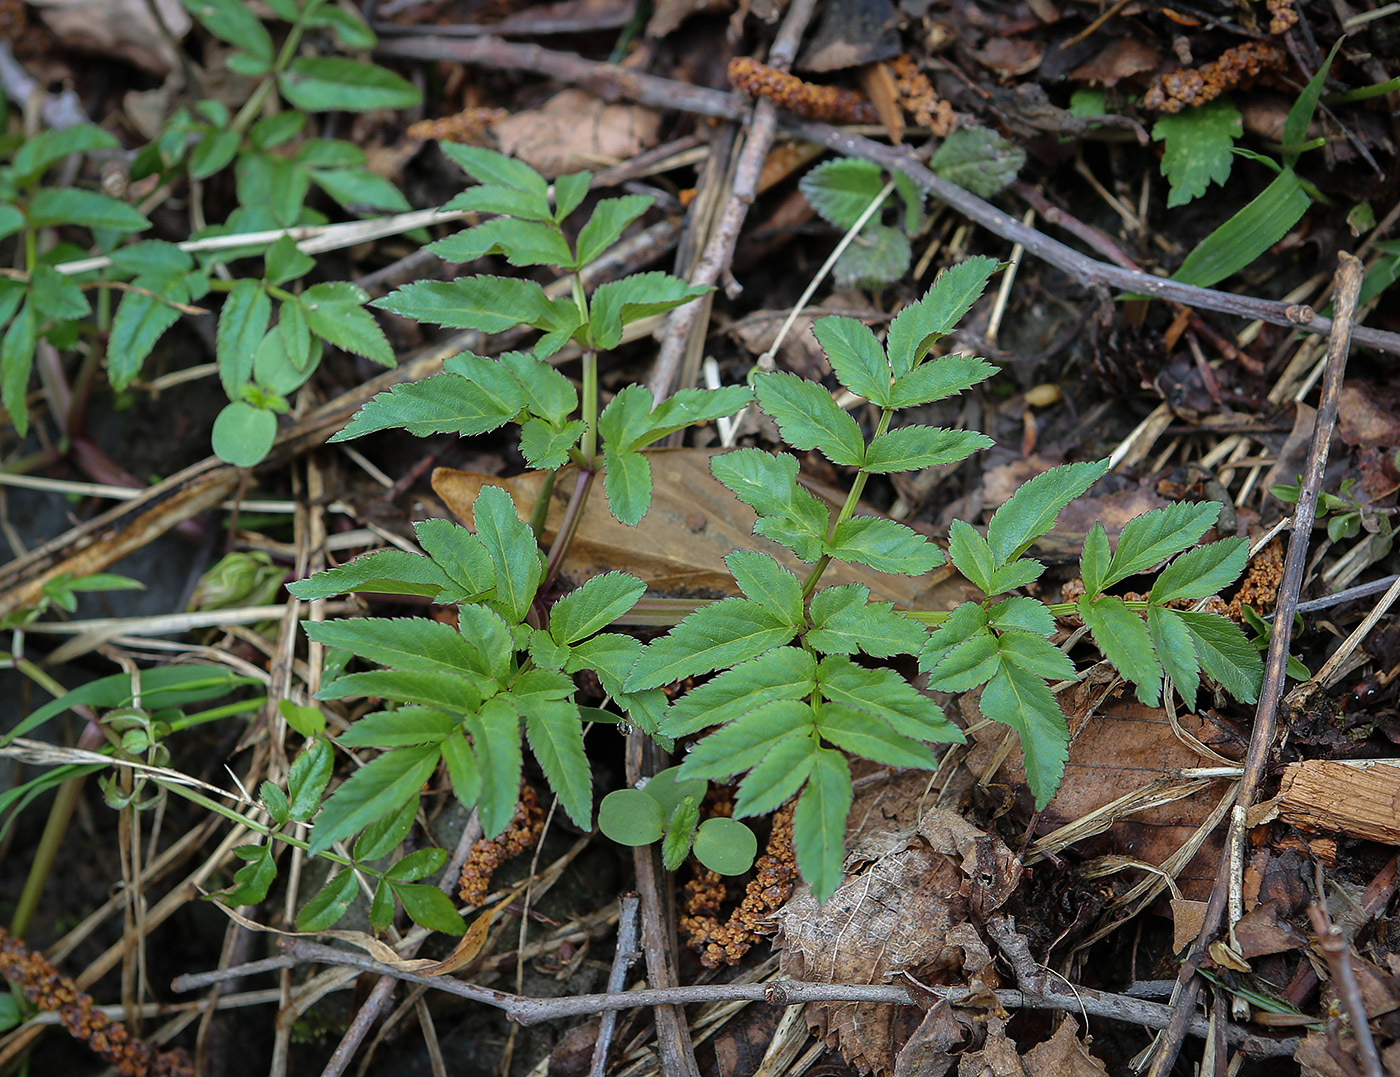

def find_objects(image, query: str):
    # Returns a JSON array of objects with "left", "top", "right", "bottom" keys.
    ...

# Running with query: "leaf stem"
[
  {"left": 528, "top": 469, "right": 557, "bottom": 541},
  {"left": 541, "top": 466, "right": 594, "bottom": 594},
  {"left": 581, "top": 349, "right": 598, "bottom": 463},
  {"left": 801, "top": 408, "right": 894, "bottom": 600}
]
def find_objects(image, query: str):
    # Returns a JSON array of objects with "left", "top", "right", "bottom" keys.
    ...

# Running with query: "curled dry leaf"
[
  {"left": 491, "top": 89, "right": 660, "bottom": 176},
  {"left": 773, "top": 769, "right": 1019, "bottom": 1076},
  {"left": 29, "top": 0, "right": 189, "bottom": 74}
]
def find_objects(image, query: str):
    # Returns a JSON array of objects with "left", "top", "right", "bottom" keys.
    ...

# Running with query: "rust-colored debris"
[{"left": 1143, "top": 41, "right": 1287, "bottom": 113}]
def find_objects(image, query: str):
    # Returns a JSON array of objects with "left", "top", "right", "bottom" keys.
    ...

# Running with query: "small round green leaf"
[
  {"left": 641, "top": 766, "right": 707, "bottom": 817},
  {"left": 598, "top": 788, "right": 664, "bottom": 846},
  {"left": 212, "top": 401, "right": 276, "bottom": 467},
  {"left": 693, "top": 817, "right": 758, "bottom": 876}
]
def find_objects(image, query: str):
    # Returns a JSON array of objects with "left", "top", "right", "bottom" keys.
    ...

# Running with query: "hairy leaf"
[
  {"left": 980, "top": 663, "right": 1069, "bottom": 810},
  {"left": 308, "top": 744, "right": 439, "bottom": 855},
  {"left": 800, "top": 157, "right": 886, "bottom": 229},
  {"left": 1080, "top": 594, "right": 1162, "bottom": 706},
  {"left": 1154, "top": 98, "right": 1241, "bottom": 208},
  {"left": 925, "top": 632, "right": 999, "bottom": 692},
  {"left": 413, "top": 518, "right": 497, "bottom": 598},
  {"left": 812, "top": 315, "right": 892, "bottom": 405},
  {"left": 886, "top": 256, "right": 1000, "bottom": 373},
  {"left": 825, "top": 516, "right": 942, "bottom": 576},
  {"left": 988, "top": 596, "right": 1055, "bottom": 637},
  {"left": 499, "top": 351, "right": 577, "bottom": 425},
  {"left": 863, "top": 426, "right": 993, "bottom": 474},
  {"left": 660, "top": 647, "right": 817, "bottom": 737},
  {"left": 946, "top": 519, "right": 996, "bottom": 594},
  {"left": 753, "top": 371, "right": 866, "bottom": 467},
  {"left": 807, "top": 584, "right": 927, "bottom": 657},
  {"left": 985, "top": 459, "right": 1110, "bottom": 563},
  {"left": 725, "top": 551, "right": 803, "bottom": 626},
  {"left": 624, "top": 598, "right": 798, "bottom": 692},
  {"left": 549, "top": 571, "right": 647, "bottom": 646},
  {"left": 996, "top": 631, "right": 1075, "bottom": 681},
  {"left": 792, "top": 747, "right": 852, "bottom": 903},
  {"left": 929, "top": 127, "right": 1025, "bottom": 198}
]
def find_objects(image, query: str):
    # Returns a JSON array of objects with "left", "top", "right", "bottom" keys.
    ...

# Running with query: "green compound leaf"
[
  {"left": 1176, "top": 610, "right": 1264, "bottom": 703},
  {"left": 311, "top": 167, "right": 411, "bottom": 212},
  {"left": 925, "top": 631, "right": 999, "bottom": 692},
  {"left": 553, "top": 171, "right": 591, "bottom": 222},
  {"left": 979, "top": 663, "right": 1069, "bottom": 811},
  {"left": 886, "top": 256, "right": 1000, "bottom": 374},
  {"left": 413, "top": 518, "right": 497, "bottom": 598},
  {"left": 792, "top": 747, "right": 852, "bottom": 903},
  {"left": 817, "top": 655, "right": 963, "bottom": 743},
  {"left": 287, "top": 739, "right": 333, "bottom": 821},
  {"left": 338, "top": 707, "right": 453, "bottom": 748},
  {"left": 888, "top": 354, "right": 998, "bottom": 408},
  {"left": 499, "top": 351, "right": 577, "bottom": 426},
  {"left": 626, "top": 385, "right": 753, "bottom": 451},
  {"left": 391, "top": 882, "right": 466, "bottom": 935},
  {"left": 316, "top": 669, "right": 490, "bottom": 715},
  {"left": 0, "top": 300, "right": 35, "bottom": 438},
  {"left": 12, "top": 124, "right": 118, "bottom": 182},
  {"left": 575, "top": 195, "right": 654, "bottom": 267},
  {"left": 295, "top": 868, "right": 357, "bottom": 930},
  {"left": 221, "top": 843, "right": 277, "bottom": 908},
  {"left": 278, "top": 57, "right": 421, "bottom": 112},
  {"left": 1079, "top": 523, "right": 1112, "bottom": 597},
  {"left": 29, "top": 265, "right": 88, "bottom": 322},
  {"left": 442, "top": 185, "right": 554, "bottom": 223},
  {"left": 623, "top": 597, "right": 799, "bottom": 692},
  {"left": 429, "top": 218, "right": 573, "bottom": 268},
  {"left": 549, "top": 571, "right": 647, "bottom": 646},
  {"left": 930, "top": 127, "right": 1025, "bottom": 199},
  {"left": 521, "top": 417, "right": 583, "bottom": 471},
  {"left": 602, "top": 443, "right": 654, "bottom": 526},
  {"left": 598, "top": 383, "right": 653, "bottom": 447},
  {"left": 1172, "top": 167, "right": 1311, "bottom": 288},
  {"left": 996, "top": 631, "right": 1076, "bottom": 682},
  {"left": 303, "top": 617, "right": 488, "bottom": 677},
  {"left": 471, "top": 697, "right": 524, "bottom": 838},
  {"left": 373, "top": 275, "right": 554, "bottom": 332},
  {"left": 812, "top": 316, "right": 892, "bottom": 405},
  {"left": 384, "top": 848, "right": 449, "bottom": 882},
  {"left": 441, "top": 730, "right": 481, "bottom": 817},
  {"left": 353, "top": 794, "right": 417, "bottom": 862},
  {"left": 332, "top": 361, "right": 520, "bottom": 442},
  {"left": 946, "top": 519, "right": 996, "bottom": 594},
  {"left": 440, "top": 143, "right": 548, "bottom": 202},
  {"left": 180, "top": 0, "right": 273, "bottom": 61},
  {"left": 522, "top": 703, "right": 591, "bottom": 830},
  {"left": 710, "top": 449, "right": 830, "bottom": 562},
  {"left": 1079, "top": 594, "right": 1163, "bottom": 706},
  {"left": 660, "top": 647, "right": 817, "bottom": 737},
  {"left": 301, "top": 281, "right": 395, "bottom": 367},
  {"left": 287, "top": 549, "right": 456, "bottom": 600},
  {"left": 694, "top": 818, "right": 758, "bottom": 876},
  {"left": 863, "top": 426, "right": 992, "bottom": 474},
  {"left": 260, "top": 785, "right": 287, "bottom": 829},
  {"left": 676, "top": 699, "right": 815, "bottom": 780},
  {"left": 825, "top": 516, "right": 943, "bottom": 576},
  {"left": 919, "top": 601, "right": 991, "bottom": 673},
  {"left": 108, "top": 277, "right": 188, "bottom": 392},
  {"left": 27, "top": 188, "right": 150, "bottom": 233},
  {"left": 527, "top": 628, "right": 570, "bottom": 671},
  {"left": 800, "top": 157, "right": 886, "bottom": 229},
  {"left": 216, "top": 279, "right": 270, "bottom": 397},
  {"left": 816, "top": 702, "right": 939, "bottom": 769},
  {"left": 985, "top": 459, "right": 1110, "bottom": 564},
  {"left": 1148, "top": 605, "right": 1201, "bottom": 709},
  {"left": 1153, "top": 99, "right": 1242, "bottom": 208},
  {"left": 806, "top": 584, "right": 927, "bottom": 658},
  {"left": 1105, "top": 501, "right": 1221, "bottom": 587},
  {"left": 989, "top": 596, "right": 1055, "bottom": 636},
  {"left": 834, "top": 222, "right": 910, "bottom": 288},
  {"left": 472, "top": 484, "right": 541, "bottom": 623},
  {"left": 1150, "top": 536, "right": 1249, "bottom": 603},
  {"left": 308, "top": 743, "right": 439, "bottom": 855},
  {"left": 725, "top": 551, "right": 804, "bottom": 627},
  {"left": 986, "top": 558, "right": 1044, "bottom": 596},
  {"left": 589, "top": 272, "right": 712, "bottom": 350},
  {"left": 735, "top": 730, "right": 817, "bottom": 818},
  {"left": 753, "top": 371, "right": 866, "bottom": 467}
]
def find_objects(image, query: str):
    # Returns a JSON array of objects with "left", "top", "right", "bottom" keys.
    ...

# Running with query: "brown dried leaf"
[
  {"left": 432, "top": 449, "right": 965, "bottom": 610},
  {"left": 957, "top": 1019, "right": 1025, "bottom": 1076},
  {"left": 30, "top": 0, "right": 188, "bottom": 73},
  {"left": 492, "top": 90, "right": 660, "bottom": 176},
  {"left": 1020, "top": 1018, "right": 1108, "bottom": 1077},
  {"left": 1338, "top": 383, "right": 1400, "bottom": 450},
  {"left": 1068, "top": 38, "right": 1162, "bottom": 87}
]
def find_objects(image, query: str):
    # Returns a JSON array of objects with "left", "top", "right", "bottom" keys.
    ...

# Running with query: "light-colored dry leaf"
[
  {"left": 492, "top": 89, "right": 661, "bottom": 176},
  {"left": 957, "top": 1018, "right": 1025, "bottom": 1077},
  {"left": 30, "top": 0, "right": 189, "bottom": 74},
  {"left": 1020, "top": 1018, "right": 1108, "bottom": 1077}
]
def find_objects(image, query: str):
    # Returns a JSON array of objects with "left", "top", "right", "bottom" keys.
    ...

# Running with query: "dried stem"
[{"left": 1307, "top": 903, "right": 1385, "bottom": 1077}]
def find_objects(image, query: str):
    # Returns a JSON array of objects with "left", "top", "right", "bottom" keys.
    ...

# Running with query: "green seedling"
[{"left": 599, "top": 766, "right": 759, "bottom": 875}]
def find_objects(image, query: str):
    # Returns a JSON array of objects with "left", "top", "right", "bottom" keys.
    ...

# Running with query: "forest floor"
[{"left": 4, "top": 1, "right": 1400, "bottom": 1075}]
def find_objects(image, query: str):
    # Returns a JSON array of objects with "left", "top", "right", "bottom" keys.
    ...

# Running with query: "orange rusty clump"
[
  {"left": 680, "top": 802, "right": 798, "bottom": 968},
  {"left": 0, "top": 929, "right": 193, "bottom": 1076},
  {"left": 1228, "top": 538, "right": 1285, "bottom": 621},
  {"left": 728, "top": 57, "right": 879, "bottom": 125},
  {"left": 1143, "top": 41, "right": 1287, "bottom": 113},
  {"left": 407, "top": 107, "right": 510, "bottom": 145},
  {"left": 889, "top": 54, "right": 957, "bottom": 137},
  {"left": 458, "top": 782, "right": 546, "bottom": 905}
]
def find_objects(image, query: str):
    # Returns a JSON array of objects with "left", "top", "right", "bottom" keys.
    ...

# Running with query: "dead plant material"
[
  {"left": 1228, "top": 538, "right": 1285, "bottom": 621},
  {"left": 0, "top": 929, "right": 193, "bottom": 1076},
  {"left": 728, "top": 56, "right": 878, "bottom": 125},
  {"left": 406, "top": 107, "right": 509, "bottom": 144},
  {"left": 888, "top": 54, "right": 956, "bottom": 136},
  {"left": 681, "top": 802, "right": 798, "bottom": 968},
  {"left": 1274, "top": 759, "right": 1400, "bottom": 844},
  {"left": 1267, "top": 0, "right": 1299, "bottom": 35},
  {"left": 457, "top": 782, "right": 545, "bottom": 906},
  {"left": 1142, "top": 41, "right": 1287, "bottom": 113}
]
